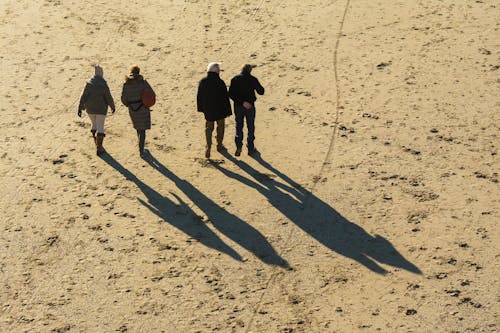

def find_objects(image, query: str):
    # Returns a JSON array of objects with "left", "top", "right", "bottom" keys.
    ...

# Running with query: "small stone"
[
  {"left": 376, "top": 62, "right": 391, "bottom": 69},
  {"left": 406, "top": 309, "right": 417, "bottom": 315}
]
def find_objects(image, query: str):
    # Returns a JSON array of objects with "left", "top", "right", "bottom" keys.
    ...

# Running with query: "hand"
[
  {"left": 243, "top": 101, "right": 252, "bottom": 110},
  {"left": 77, "top": 110, "right": 82, "bottom": 117}
]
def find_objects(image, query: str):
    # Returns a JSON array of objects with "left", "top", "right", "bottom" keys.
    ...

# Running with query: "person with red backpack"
[{"left": 121, "top": 65, "right": 156, "bottom": 157}]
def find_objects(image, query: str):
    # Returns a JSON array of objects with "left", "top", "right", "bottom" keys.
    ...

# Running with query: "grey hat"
[{"left": 94, "top": 64, "right": 103, "bottom": 77}]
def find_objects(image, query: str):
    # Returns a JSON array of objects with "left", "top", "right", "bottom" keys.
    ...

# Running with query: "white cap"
[{"left": 207, "top": 62, "right": 221, "bottom": 73}]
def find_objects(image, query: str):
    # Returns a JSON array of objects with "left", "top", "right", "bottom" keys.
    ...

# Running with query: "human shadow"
[
  {"left": 142, "top": 152, "right": 289, "bottom": 268},
  {"left": 99, "top": 153, "right": 242, "bottom": 262},
  {"left": 215, "top": 151, "right": 422, "bottom": 275}
]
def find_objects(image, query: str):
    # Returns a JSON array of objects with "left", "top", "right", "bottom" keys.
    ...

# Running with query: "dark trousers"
[
  {"left": 234, "top": 104, "right": 256, "bottom": 149},
  {"left": 205, "top": 119, "right": 225, "bottom": 148},
  {"left": 137, "top": 129, "right": 146, "bottom": 152}
]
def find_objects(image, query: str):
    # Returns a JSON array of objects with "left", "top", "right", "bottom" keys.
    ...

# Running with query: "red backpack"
[{"left": 141, "top": 83, "right": 156, "bottom": 108}]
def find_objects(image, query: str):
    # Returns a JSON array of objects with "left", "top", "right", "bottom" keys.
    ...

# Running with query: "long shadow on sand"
[
  {"left": 215, "top": 151, "right": 422, "bottom": 275},
  {"left": 143, "top": 152, "right": 289, "bottom": 268},
  {"left": 100, "top": 153, "right": 242, "bottom": 262},
  {"left": 100, "top": 152, "right": 288, "bottom": 268}
]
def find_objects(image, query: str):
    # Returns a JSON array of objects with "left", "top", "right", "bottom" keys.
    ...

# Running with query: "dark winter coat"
[
  {"left": 121, "top": 75, "right": 154, "bottom": 130},
  {"left": 78, "top": 76, "right": 115, "bottom": 115},
  {"left": 197, "top": 72, "right": 232, "bottom": 121},
  {"left": 228, "top": 73, "right": 264, "bottom": 106}
]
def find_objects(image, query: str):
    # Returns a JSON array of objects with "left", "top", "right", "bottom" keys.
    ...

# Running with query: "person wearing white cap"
[
  {"left": 197, "top": 62, "right": 232, "bottom": 158},
  {"left": 78, "top": 65, "right": 116, "bottom": 155}
]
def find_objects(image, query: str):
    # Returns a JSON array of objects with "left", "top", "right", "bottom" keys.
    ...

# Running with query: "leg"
[
  {"left": 246, "top": 106, "right": 256, "bottom": 154},
  {"left": 95, "top": 114, "right": 105, "bottom": 134},
  {"left": 95, "top": 114, "right": 106, "bottom": 155},
  {"left": 205, "top": 120, "right": 215, "bottom": 158},
  {"left": 87, "top": 113, "right": 97, "bottom": 143},
  {"left": 216, "top": 119, "right": 225, "bottom": 151},
  {"left": 137, "top": 130, "right": 146, "bottom": 154},
  {"left": 234, "top": 105, "right": 245, "bottom": 156}
]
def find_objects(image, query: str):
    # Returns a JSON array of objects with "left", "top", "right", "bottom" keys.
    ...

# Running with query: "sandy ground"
[{"left": 1, "top": 0, "right": 499, "bottom": 332}]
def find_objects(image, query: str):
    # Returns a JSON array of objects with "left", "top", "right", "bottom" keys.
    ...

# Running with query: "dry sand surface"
[{"left": 1, "top": 0, "right": 499, "bottom": 332}]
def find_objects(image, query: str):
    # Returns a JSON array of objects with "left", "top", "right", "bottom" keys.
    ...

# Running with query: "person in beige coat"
[
  {"left": 78, "top": 65, "right": 115, "bottom": 155},
  {"left": 121, "top": 65, "right": 155, "bottom": 156}
]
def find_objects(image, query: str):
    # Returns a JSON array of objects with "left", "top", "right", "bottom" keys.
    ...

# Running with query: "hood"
[
  {"left": 125, "top": 74, "right": 144, "bottom": 83},
  {"left": 88, "top": 75, "right": 107, "bottom": 86}
]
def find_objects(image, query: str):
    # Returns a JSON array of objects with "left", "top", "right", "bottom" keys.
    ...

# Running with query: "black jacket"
[
  {"left": 197, "top": 72, "right": 232, "bottom": 121},
  {"left": 228, "top": 73, "right": 265, "bottom": 106},
  {"left": 78, "top": 76, "right": 115, "bottom": 115}
]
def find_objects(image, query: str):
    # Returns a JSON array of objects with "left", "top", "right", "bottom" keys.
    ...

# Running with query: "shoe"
[
  {"left": 91, "top": 129, "right": 97, "bottom": 145},
  {"left": 248, "top": 147, "right": 257, "bottom": 155},
  {"left": 235, "top": 147, "right": 242, "bottom": 156},
  {"left": 140, "top": 149, "right": 151, "bottom": 159},
  {"left": 217, "top": 144, "right": 226, "bottom": 152},
  {"left": 205, "top": 148, "right": 211, "bottom": 158},
  {"left": 96, "top": 133, "right": 105, "bottom": 155}
]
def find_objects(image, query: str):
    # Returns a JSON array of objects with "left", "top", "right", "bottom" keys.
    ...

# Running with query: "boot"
[
  {"left": 248, "top": 146, "right": 258, "bottom": 156},
  {"left": 91, "top": 129, "right": 97, "bottom": 144},
  {"left": 217, "top": 143, "right": 226, "bottom": 152},
  {"left": 137, "top": 130, "right": 146, "bottom": 156},
  {"left": 96, "top": 133, "right": 105, "bottom": 155},
  {"left": 216, "top": 134, "right": 225, "bottom": 152},
  {"left": 205, "top": 145, "right": 211, "bottom": 159},
  {"left": 216, "top": 122, "right": 225, "bottom": 152}
]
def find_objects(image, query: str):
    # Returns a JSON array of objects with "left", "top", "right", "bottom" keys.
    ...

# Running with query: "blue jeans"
[{"left": 234, "top": 104, "right": 256, "bottom": 149}]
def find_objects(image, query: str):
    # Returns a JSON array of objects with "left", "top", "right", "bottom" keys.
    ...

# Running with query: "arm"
[
  {"left": 78, "top": 83, "right": 89, "bottom": 114},
  {"left": 104, "top": 83, "right": 115, "bottom": 112},
  {"left": 121, "top": 84, "right": 129, "bottom": 107},
  {"left": 222, "top": 82, "right": 232, "bottom": 116},
  {"left": 196, "top": 80, "right": 204, "bottom": 112},
  {"left": 228, "top": 78, "right": 243, "bottom": 104},
  {"left": 228, "top": 79, "right": 236, "bottom": 102},
  {"left": 254, "top": 77, "right": 265, "bottom": 95}
]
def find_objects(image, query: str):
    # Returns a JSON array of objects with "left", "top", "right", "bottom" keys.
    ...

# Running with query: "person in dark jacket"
[
  {"left": 78, "top": 65, "right": 115, "bottom": 155},
  {"left": 121, "top": 65, "right": 156, "bottom": 157},
  {"left": 197, "top": 62, "right": 232, "bottom": 158},
  {"left": 228, "top": 64, "right": 264, "bottom": 156}
]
